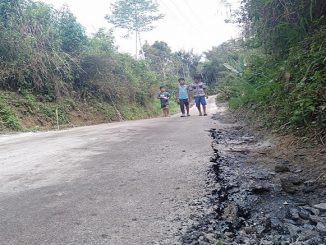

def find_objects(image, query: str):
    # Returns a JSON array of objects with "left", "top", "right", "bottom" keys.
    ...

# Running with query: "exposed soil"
[{"left": 180, "top": 105, "right": 326, "bottom": 244}]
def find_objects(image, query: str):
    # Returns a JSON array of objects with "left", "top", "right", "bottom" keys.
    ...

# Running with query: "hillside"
[{"left": 0, "top": 0, "right": 198, "bottom": 132}]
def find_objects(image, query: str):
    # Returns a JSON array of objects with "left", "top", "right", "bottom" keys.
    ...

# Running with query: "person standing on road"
[
  {"left": 189, "top": 74, "right": 208, "bottom": 116},
  {"left": 176, "top": 78, "right": 191, "bottom": 117},
  {"left": 157, "top": 86, "right": 170, "bottom": 117}
]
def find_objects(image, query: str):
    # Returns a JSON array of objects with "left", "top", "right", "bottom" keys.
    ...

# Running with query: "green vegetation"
[
  {"left": 0, "top": 95, "right": 21, "bottom": 130},
  {"left": 0, "top": 0, "right": 198, "bottom": 132},
  {"left": 204, "top": 0, "right": 325, "bottom": 141}
]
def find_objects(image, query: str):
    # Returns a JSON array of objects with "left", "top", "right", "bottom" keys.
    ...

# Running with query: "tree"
[
  {"left": 106, "top": 0, "right": 164, "bottom": 58},
  {"left": 57, "top": 6, "right": 87, "bottom": 54},
  {"left": 143, "top": 41, "right": 172, "bottom": 77},
  {"left": 202, "top": 40, "right": 243, "bottom": 85},
  {"left": 174, "top": 50, "right": 201, "bottom": 78},
  {"left": 85, "top": 28, "right": 116, "bottom": 56}
]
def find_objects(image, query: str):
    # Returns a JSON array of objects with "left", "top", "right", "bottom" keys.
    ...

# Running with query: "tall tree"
[
  {"left": 143, "top": 41, "right": 171, "bottom": 78},
  {"left": 106, "top": 0, "right": 164, "bottom": 59},
  {"left": 57, "top": 7, "right": 87, "bottom": 54},
  {"left": 85, "top": 28, "right": 116, "bottom": 55},
  {"left": 174, "top": 50, "right": 201, "bottom": 78}
]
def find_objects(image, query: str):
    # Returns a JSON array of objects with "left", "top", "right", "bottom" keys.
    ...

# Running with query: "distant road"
[{"left": 0, "top": 97, "right": 217, "bottom": 245}]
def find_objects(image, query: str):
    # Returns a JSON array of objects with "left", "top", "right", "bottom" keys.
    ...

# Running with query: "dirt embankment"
[
  {"left": 0, "top": 91, "right": 159, "bottom": 132},
  {"left": 180, "top": 105, "right": 326, "bottom": 244}
]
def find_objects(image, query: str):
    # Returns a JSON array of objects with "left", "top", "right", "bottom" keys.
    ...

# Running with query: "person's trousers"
[{"left": 179, "top": 99, "right": 189, "bottom": 114}]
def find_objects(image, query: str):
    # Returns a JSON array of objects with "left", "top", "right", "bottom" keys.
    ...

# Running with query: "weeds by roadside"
[
  {"left": 210, "top": 27, "right": 326, "bottom": 143},
  {"left": 0, "top": 95, "right": 21, "bottom": 130},
  {"left": 0, "top": 90, "right": 178, "bottom": 132}
]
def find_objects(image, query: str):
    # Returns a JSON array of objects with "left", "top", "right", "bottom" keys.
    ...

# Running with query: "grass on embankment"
[{"left": 0, "top": 91, "right": 179, "bottom": 133}]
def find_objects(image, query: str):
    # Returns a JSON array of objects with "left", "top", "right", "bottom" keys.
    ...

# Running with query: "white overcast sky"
[{"left": 38, "top": 0, "right": 241, "bottom": 54}]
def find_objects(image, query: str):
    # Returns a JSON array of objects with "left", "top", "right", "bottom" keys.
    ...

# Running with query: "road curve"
[{"left": 0, "top": 97, "right": 218, "bottom": 245}]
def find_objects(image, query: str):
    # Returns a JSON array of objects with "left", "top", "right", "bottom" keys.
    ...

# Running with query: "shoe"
[
  {"left": 180, "top": 114, "right": 186, "bottom": 117},
  {"left": 187, "top": 114, "right": 190, "bottom": 117},
  {"left": 204, "top": 113, "right": 208, "bottom": 116}
]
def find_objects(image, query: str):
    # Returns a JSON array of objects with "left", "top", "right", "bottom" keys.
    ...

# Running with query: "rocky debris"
[
  {"left": 302, "top": 206, "right": 320, "bottom": 216},
  {"left": 280, "top": 176, "right": 305, "bottom": 194},
  {"left": 316, "top": 222, "right": 326, "bottom": 236},
  {"left": 249, "top": 183, "right": 272, "bottom": 194},
  {"left": 275, "top": 164, "right": 291, "bottom": 173},
  {"left": 250, "top": 170, "right": 275, "bottom": 180},
  {"left": 298, "top": 208, "right": 311, "bottom": 220},
  {"left": 289, "top": 208, "right": 300, "bottom": 220},
  {"left": 293, "top": 168, "right": 303, "bottom": 173},
  {"left": 314, "top": 203, "right": 326, "bottom": 212},
  {"left": 180, "top": 124, "right": 326, "bottom": 244}
]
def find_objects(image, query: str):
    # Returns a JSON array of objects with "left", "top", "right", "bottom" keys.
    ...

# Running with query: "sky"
[{"left": 38, "top": 0, "right": 241, "bottom": 55}]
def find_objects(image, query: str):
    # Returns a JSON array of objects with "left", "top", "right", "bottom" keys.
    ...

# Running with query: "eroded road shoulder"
[{"left": 180, "top": 106, "right": 326, "bottom": 245}]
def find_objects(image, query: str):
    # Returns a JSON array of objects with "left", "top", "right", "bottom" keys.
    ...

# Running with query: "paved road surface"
[{"left": 0, "top": 97, "right": 218, "bottom": 245}]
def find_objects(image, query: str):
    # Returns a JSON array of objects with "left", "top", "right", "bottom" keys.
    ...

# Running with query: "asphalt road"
[{"left": 0, "top": 97, "right": 218, "bottom": 245}]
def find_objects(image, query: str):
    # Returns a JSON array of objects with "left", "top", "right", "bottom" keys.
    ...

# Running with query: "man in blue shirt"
[{"left": 176, "top": 78, "right": 191, "bottom": 117}]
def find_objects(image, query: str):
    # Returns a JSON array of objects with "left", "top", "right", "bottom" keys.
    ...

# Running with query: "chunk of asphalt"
[
  {"left": 275, "top": 165, "right": 290, "bottom": 173},
  {"left": 316, "top": 222, "right": 326, "bottom": 236},
  {"left": 314, "top": 203, "right": 326, "bottom": 212}
]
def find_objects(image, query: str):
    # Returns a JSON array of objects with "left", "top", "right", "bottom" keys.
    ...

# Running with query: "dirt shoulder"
[
  {"left": 181, "top": 103, "right": 326, "bottom": 244},
  {"left": 219, "top": 105, "right": 326, "bottom": 193}
]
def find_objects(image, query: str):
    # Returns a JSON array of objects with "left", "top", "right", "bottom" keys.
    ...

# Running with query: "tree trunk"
[
  {"left": 135, "top": 31, "right": 138, "bottom": 59},
  {"left": 138, "top": 32, "right": 144, "bottom": 59}
]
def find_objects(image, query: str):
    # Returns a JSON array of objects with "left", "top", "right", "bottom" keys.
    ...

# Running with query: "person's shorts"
[
  {"left": 195, "top": 96, "right": 207, "bottom": 107},
  {"left": 179, "top": 99, "right": 189, "bottom": 106},
  {"left": 161, "top": 102, "right": 169, "bottom": 109}
]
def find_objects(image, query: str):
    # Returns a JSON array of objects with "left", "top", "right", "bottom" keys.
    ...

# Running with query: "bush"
[{"left": 0, "top": 96, "right": 21, "bottom": 130}]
